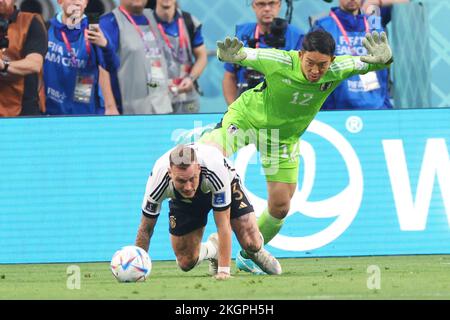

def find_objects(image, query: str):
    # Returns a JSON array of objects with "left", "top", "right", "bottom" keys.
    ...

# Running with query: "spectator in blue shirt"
[
  {"left": 99, "top": 0, "right": 206, "bottom": 114},
  {"left": 312, "top": 0, "right": 392, "bottom": 110},
  {"left": 44, "top": 0, "right": 117, "bottom": 115},
  {"left": 362, "top": 0, "right": 410, "bottom": 28},
  {"left": 222, "top": 0, "right": 304, "bottom": 105},
  {"left": 152, "top": 0, "right": 207, "bottom": 113}
]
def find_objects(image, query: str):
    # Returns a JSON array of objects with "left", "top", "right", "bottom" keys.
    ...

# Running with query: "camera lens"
[{"left": 265, "top": 18, "right": 287, "bottom": 48}]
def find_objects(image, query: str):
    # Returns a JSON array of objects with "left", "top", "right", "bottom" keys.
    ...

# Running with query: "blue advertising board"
[{"left": 0, "top": 108, "right": 449, "bottom": 263}]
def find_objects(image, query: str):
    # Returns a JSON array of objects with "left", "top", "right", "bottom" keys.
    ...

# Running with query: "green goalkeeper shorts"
[{"left": 199, "top": 109, "right": 301, "bottom": 184}]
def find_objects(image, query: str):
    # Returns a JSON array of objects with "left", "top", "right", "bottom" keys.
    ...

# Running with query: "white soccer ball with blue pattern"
[{"left": 110, "top": 245, "right": 152, "bottom": 282}]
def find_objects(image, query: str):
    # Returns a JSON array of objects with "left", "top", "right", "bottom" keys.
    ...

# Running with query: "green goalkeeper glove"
[
  {"left": 361, "top": 31, "right": 393, "bottom": 65},
  {"left": 216, "top": 37, "right": 247, "bottom": 63}
]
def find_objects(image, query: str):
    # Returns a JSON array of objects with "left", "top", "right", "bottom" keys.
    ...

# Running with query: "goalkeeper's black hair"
[{"left": 301, "top": 29, "right": 336, "bottom": 56}]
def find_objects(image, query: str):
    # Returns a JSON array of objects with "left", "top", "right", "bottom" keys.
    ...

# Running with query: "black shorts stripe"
[
  {"left": 149, "top": 172, "right": 169, "bottom": 199},
  {"left": 230, "top": 177, "right": 254, "bottom": 219}
]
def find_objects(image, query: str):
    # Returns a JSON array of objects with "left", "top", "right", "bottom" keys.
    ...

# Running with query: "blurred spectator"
[
  {"left": 312, "top": 0, "right": 392, "bottom": 110},
  {"left": 0, "top": 0, "right": 47, "bottom": 117},
  {"left": 43, "top": 0, "right": 118, "bottom": 115},
  {"left": 100, "top": 0, "right": 205, "bottom": 114},
  {"left": 153, "top": 0, "right": 207, "bottom": 113},
  {"left": 362, "top": 0, "right": 410, "bottom": 28},
  {"left": 19, "top": 0, "right": 42, "bottom": 14},
  {"left": 222, "top": 0, "right": 304, "bottom": 105},
  {"left": 100, "top": 0, "right": 167, "bottom": 114}
]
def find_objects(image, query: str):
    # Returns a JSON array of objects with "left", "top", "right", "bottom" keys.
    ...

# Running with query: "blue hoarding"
[{"left": 0, "top": 108, "right": 449, "bottom": 263}]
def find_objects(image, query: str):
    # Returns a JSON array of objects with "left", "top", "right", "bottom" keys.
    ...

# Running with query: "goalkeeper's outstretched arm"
[
  {"left": 216, "top": 37, "right": 247, "bottom": 63},
  {"left": 361, "top": 31, "right": 393, "bottom": 65},
  {"left": 216, "top": 36, "right": 292, "bottom": 76}
]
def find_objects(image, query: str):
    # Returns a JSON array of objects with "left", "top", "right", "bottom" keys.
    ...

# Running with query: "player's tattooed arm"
[{"left": 135, "top": 215, "right": 158, "bottom": 252}]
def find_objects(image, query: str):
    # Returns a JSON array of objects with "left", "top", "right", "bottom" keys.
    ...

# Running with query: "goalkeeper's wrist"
[
  {"left": 218, "top": 266, "right": 231, "bottom": 274},
  {"left": 217, "top": 49, "right": 224, "bottom": 62}
]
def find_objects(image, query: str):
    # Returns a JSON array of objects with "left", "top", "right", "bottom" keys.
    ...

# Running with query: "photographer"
[
  {"left": 0, "top": 0, "right": 47, "bottom": 117},
  {"left": 222, "top": 0, "right": 304, "bottom": 105}
]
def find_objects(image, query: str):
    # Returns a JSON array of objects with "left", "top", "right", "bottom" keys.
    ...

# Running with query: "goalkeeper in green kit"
[{"left": 199, "top": 29, "right": 393, "bottom": 274}]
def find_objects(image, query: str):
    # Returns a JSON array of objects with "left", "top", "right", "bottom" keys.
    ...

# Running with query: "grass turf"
[{"left": 1, "top": 255, "right": 450, "bottom": 300}]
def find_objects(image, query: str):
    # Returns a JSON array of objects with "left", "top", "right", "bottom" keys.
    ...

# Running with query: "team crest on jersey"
[
  {"left": 169, "top": 216, "right": 177, "bottom": 229},
  {"left": 320, "top": 82, "right": 333, "bottom": 91},
  {"left": 227, "top": 124, "right": 239, "bottom": 136}
]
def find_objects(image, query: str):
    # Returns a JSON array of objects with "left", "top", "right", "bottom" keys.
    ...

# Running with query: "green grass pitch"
[{"left": 1, "top": 255, "right": 450, "bottom": 300}]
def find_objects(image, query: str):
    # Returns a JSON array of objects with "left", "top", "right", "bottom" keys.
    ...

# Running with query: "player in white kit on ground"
[{"left": 135, "top": 143, "right": 282, "bottom": 280}]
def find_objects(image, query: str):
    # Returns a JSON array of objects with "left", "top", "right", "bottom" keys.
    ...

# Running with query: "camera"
[
  {"left": 246, "top": 17, "right": 287, "bottom": 49},
  {"left": 238, "top": 17, "right": 288, "bottom": 94},
  {"left": 265, "top": 17, "right": 287, "bottom": 49},
  {"left": 0, "top": 18, "right": 9, "bottom": 49},
  {"left": 237, "top": 67, "right": 264, "bottom": 95},
  {"left": 245, "top": 68, "right": 264, "bottom": 90}
]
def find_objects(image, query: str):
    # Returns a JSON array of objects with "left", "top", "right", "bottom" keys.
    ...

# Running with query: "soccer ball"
[{"left": 110, "top": 245, "right": 152, "bottom": 282}]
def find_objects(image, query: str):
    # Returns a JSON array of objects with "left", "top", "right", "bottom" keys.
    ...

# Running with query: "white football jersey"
[{"left": 141, "top": 143, "right": 237, "bottom": 216}]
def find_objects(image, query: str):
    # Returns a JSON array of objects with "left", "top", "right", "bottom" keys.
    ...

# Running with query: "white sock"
[{"left": 196, "top": 241, "right": 217, "bottom": 266}]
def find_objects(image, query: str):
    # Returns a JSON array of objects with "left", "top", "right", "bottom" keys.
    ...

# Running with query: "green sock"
[{"left": 257, "top": 207, "right": 284, "bottom": 245}]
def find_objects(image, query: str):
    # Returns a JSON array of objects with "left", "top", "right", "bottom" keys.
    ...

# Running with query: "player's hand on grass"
[
  {"left": 216, "top": 37, "right": 247, "bottom": 63},
  {"left": 214, "top": 272, "right": 232, "bottom": 280},
  {"left": 361, "top": 31, "right": 393, "bottom": 65}
]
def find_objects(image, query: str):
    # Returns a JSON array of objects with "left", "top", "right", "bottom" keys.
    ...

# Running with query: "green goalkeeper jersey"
[{"left": 230, "top": 48, "right": 388, "bottom": 140}]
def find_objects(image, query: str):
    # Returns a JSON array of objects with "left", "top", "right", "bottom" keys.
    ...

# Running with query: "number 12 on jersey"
[{"left": 290, "top": 92, "right": 314, "bottom": 106}]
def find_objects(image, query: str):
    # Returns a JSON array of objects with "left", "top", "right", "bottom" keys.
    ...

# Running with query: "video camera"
[
  {"left": 241, "top": 18, "right": 288, "bottom": 92},
  {"left": 247, "top": 17, "right": 288, "bottom": 49},
  {"left": 0, "top": 18, "right": 9, "bottom": 49},
  {"left": 265, "top": 17, "right": 287, "bottom": 49}
]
